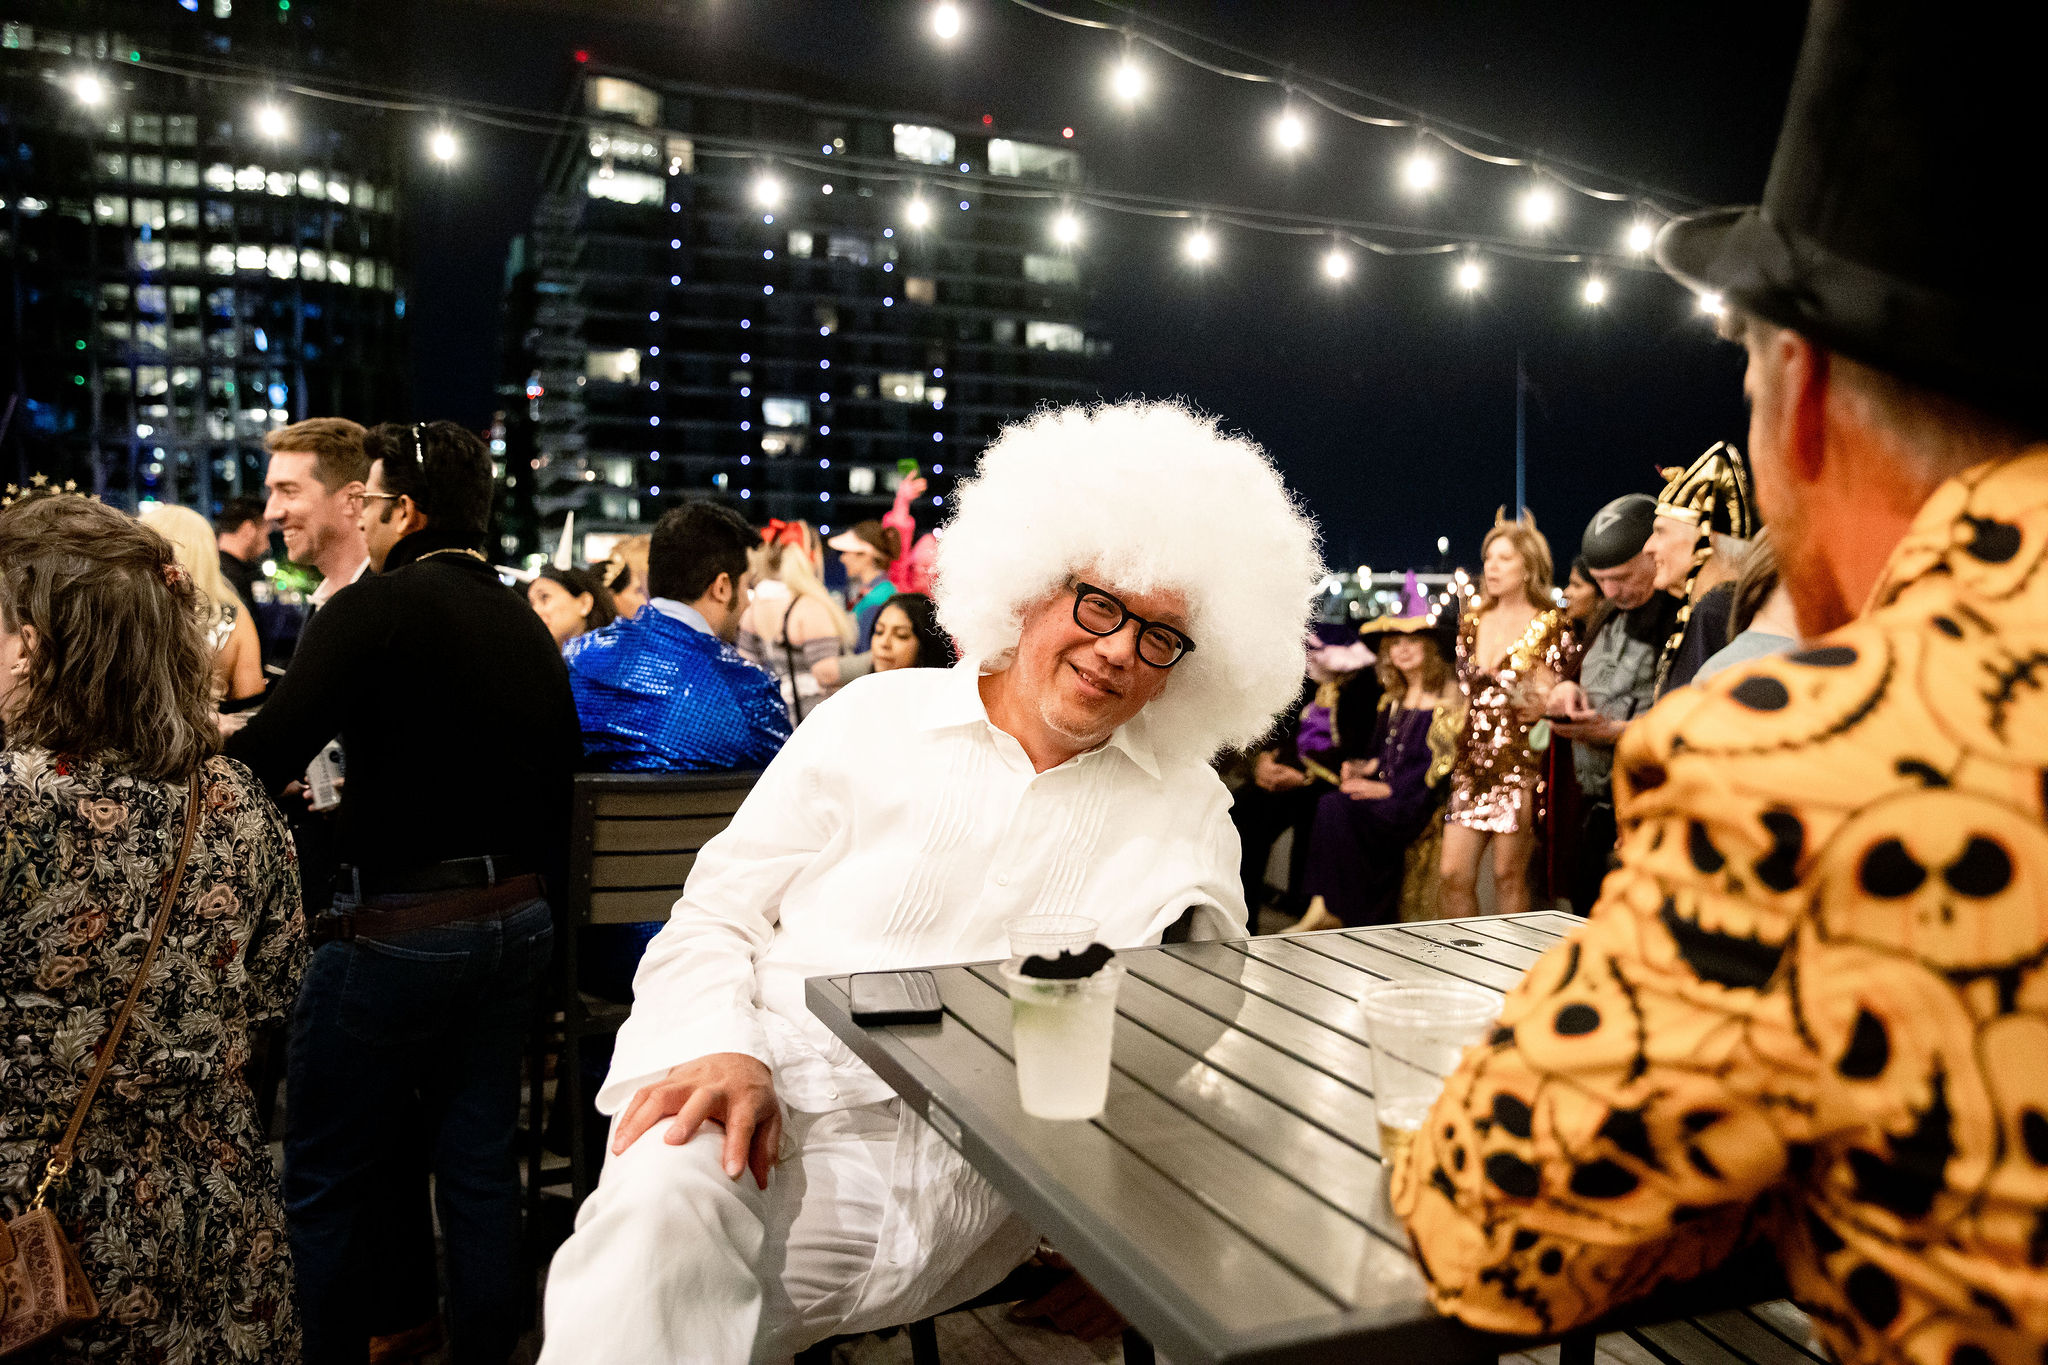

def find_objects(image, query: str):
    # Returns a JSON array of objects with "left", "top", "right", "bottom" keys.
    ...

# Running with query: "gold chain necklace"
[{"left": 414, "top": 547, "right": 487, "bottom": 566}]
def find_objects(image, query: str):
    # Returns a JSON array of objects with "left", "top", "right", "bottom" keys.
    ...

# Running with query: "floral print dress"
[{"left": 0, "top": 750, "right": 305, "bottom": 1364}]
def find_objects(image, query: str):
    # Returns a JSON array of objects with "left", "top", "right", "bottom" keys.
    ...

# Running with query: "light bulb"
[
  {"left": 427, "top": 126, "right": 458, "bottom": 163},
  {"left": 1322, "top": 249, "right": 1350, "bottom": 281},
  {"left": 1582, "top": 276, "right": 1608, "bottom": 305},
  {"left": 1111, "top": 59, "right": 1144, "bottom": 104},
  {"left": 1273, "top": 110, "right": 1307, "bottom": 153},
  {"left": 1455, "top": 258, "right": 1484, "bottom": 292},
  {"left": 1698, "top": 291, "right": 1727, "bottom": 317},
  {"left": 1052, "top": 212, "right": 1081, "bottom": 246},
  {"left": 905, "top": 197, "right": 931, "bottom": 228},
  {"left": 253, "top": 102, "right": 289, "bottom": 140},
  {"left": 1519, "top": 184, "right": 1558, "bottom": 228},
  {"left": 69, "top": 72, "right": 107, "bottom": 108},
  {"left": 931, "top": 2, "right": 961, "bottom": 40},
  {"left": 1401, "top": 150, "right": 1439, "bottom": 192},
  {"left": 750, "top": 174, "right": 783, "bottom": 209},
  {"left": 1183, "top": 229, "right": 1214, "bottom": 263},
  {"left": 1625, "top": 219, "right": 1655, "bottom": 254}
]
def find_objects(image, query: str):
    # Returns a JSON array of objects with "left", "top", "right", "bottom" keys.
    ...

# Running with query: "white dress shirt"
[
  {"left": 647, "top": 595, "right": 715, "bottom": 636},
  {"left": 601, "top": 659, "right": 1248, "bottom": 1115}
]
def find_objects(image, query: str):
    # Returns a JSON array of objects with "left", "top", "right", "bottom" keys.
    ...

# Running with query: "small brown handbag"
[{"left": 0, "top": 772, "right": 202, "bottom": 1356}]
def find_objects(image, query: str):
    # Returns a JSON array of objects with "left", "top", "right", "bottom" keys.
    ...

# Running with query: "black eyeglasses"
[{"left": 1071, "top": 582, "right": 1196, "bottom": 668}]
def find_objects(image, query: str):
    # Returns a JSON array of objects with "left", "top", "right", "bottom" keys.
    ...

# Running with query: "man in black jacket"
[{"left": 228, "top": 421, "right": 579, "bottom": 1365}]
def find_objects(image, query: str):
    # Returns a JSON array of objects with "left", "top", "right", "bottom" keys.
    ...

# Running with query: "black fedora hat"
[{"left": 1655, "top": 1, "right": 2043, "bottom": 430}]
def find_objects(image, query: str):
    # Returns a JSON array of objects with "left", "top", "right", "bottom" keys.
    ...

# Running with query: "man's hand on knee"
[{"left": 613, "top": 1052, "right": 783, "bottom": 1189}]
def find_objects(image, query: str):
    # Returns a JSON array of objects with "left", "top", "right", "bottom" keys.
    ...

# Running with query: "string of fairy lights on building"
[{"left": 43, "top": 7, "right": 1732, "bottom": 320}]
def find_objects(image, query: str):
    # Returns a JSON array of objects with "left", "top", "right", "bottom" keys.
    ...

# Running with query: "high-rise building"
[
  {"left": 498, "top": 66, "right": 1100, "bottom": 553},
  {"left": 0, "top": 2, "right": 410, "bottom": 509}
]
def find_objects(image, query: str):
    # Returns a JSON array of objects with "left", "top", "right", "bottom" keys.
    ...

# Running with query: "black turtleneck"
[{"left": 226, "top": 528, "right": 579, "bottom": 897}]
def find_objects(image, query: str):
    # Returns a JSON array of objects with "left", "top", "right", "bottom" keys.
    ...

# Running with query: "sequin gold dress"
[{"left": 1445, "top": 604, "right": 1576, "bottom": 834}]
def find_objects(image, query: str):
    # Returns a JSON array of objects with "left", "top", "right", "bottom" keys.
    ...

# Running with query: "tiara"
[{"left": 2, "top": 474, "right": 98, "bottom": 510}]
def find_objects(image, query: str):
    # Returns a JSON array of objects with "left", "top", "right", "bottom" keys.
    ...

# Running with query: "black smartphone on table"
[{"left": 849, "top": 970, "right": 943, "bottom": 1025}]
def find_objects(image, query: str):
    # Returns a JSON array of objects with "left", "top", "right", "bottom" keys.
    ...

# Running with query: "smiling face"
[
  {"left": 263, "top": 450, "right": 361, "bottom": 569},
  {"left": 1011, "top": 576, "right": 1187, "bottom": 751},
  {"left": 1386, "top": 633, "right": 1428, "bottom": 678},
  {"left": 1481, "top": 536, "right": 1528, "bottom": 605},
  {"left": 1647, "top": 515, "right": 1700, "bottom": 593},
  {"left": 870, "top": 601, "right": 921, "bottom": 672}
]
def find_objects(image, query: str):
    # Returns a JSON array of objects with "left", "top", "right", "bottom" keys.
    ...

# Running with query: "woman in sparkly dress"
[{"left": 1440, "top": 514, "right": 1576, "bottom": 917}]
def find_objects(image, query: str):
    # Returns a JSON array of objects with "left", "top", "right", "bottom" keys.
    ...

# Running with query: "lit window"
[
  {"left": 325, "top": 177, "right": 350, "bottom": 205},
  {"left": 166, "top": 159, "right": 198, "bottom": 187},
  {"left": 666, "top": 136, "right": 694, "bottom": 174},
  {"left": 230, "top": 244, "right": 261, "bottom": 271},
  {"left": 136, "top": 366, "right": 170, "bottom": 397},
  {"left": 102, "top": 319, "right": 133, "bottom": 344},
  {"left": 94, "top": 195, "right": 128, "bottom": 225},
  {"left": 378, "top": 262, "right": 394, "bottom": 290},
  {"left": 879, "top": 372, "right": 928, "bottom": 403},
  {"left": 131, "top": 198, "right": 165, "bottom": 230},
  {"left": 826, "top": 233, "right": 871, "bottom": 265},
  {"left": 987, "top": 139, "right": 1080, "bottom": 182},
  {"left": 204, "top": 164, "right": 235, "bottom": 191},
  {"left": 355, "top": 180, "right": 374, "bottom": 207},
  {"left": 267, "top": 171, "right": 294, "bottom": 197},
  {"left": 891, "top": 124, "right": 957, "bottom": 166},
  {"left": 1023, "top": 252, "right": 1079, "bottom": 285},
  {"left": 299, "top": 248, "right": 324, "bottom": 278},
  {"left": 165, "top": 115, "right": 198, "bottom": 146},
  {"left": 234, "top": 165, "right": 263, "bottom": 192},
  {"left": 903, "top": 276, "right": 937, "bottom": 305},
  {"left": 760, "top": 432, "right": 807, "bottom": 457},
  {"left": 588, "top": 77, "right": 660, "bottom": 127},
  {"left": 130, "top": 114, "right": 163, "bottom": 145},
  {"left": 213, "top": 0, "right": 231, "bottom": 16},
  {"left": 168, "top": 242, "right": 200, "bottom": 270},
  {"left": 266, "top": 246, "right": 295, "bottom": 278},
  {"left": 167, "top": 199, "right": 198, "bottom": 227},
  {"left": 992, "top": 318, "right": 1018, "bottom": 344},
  {"left": 97, "top": 152, "right": 128, "bottom": 179},
  {"left": 787, "top": 230, "right": 814, "bottom": 258},
  {"left": 586, "top": 168, "right": 664, "bottom": 205},
  {"left": 299, "top": 168, "right": 322, "bottom": 196},
  {"left": 1025, "top": 320, "right": 1087, "bottom": 352},
  {"left": 131, "top": 155, "right": 164, "bottom": 185},
  {"left": 763, "top": 397, "right": 811, "bottom": 429},
  {"left": 847, "top": 466, "right": 877, "bottom": 495},
  {"left": 171, "top": 286, "right": 199, "bottom": 314},
  {"left": 588, "top": 128, "right": 659, "bottom": 167},
  {"left": 99, "top": 284, "right": 133, "bottom": 313},
  {"left": 586, "top": 348, "right": 641, "bottom": 383},
  {"left": 328, "top": 257, "right": 351, "bottom": 285}
]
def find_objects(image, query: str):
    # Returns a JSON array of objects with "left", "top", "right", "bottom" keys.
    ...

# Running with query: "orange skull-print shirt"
[{"left": 1395, "top": 446, "right": 2048, "bottom": 1365}]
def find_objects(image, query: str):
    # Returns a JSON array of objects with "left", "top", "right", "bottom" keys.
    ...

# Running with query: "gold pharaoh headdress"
[{"left": 1655, "top": 441, "right": 1756, "bottom": 539}]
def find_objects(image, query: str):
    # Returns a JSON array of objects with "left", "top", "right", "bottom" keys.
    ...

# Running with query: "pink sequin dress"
[{"left": 1445, "top": 604, "right": 1576, "bottom": 834}]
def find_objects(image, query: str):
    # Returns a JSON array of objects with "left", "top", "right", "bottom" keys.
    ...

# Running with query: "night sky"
[{"left": 400, "top": 0, "right": 1807, "bottom": 572}]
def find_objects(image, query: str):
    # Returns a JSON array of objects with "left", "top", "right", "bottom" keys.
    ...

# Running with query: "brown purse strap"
[{"left": 30, "top": 769, "right": 204, "bottom": 1210}]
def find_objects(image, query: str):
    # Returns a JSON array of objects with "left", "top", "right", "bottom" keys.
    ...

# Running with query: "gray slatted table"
[{"left": 808, "top": 913, "right": 1798, "bottom": 1365}]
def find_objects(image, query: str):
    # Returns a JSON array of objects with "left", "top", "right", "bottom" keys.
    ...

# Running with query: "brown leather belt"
[{"left": 310, "top": 873, "right": 545, "bottom": 945}]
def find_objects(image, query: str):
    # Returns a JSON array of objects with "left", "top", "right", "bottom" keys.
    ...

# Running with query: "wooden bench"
[{"left": 526, "top": 770, "right": 758, "bottom": 1225}]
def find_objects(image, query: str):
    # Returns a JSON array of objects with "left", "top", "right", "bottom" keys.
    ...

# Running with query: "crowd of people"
[{"left": 2, "top": 4, "right": 2043, "bottom": 1363}]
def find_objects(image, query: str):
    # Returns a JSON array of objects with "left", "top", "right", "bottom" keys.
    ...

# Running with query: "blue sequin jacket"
[{"left": 564, "top": 607, "right": 792, "bottom": 773}]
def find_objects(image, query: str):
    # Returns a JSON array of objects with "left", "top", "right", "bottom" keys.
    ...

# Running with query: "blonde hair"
[
  {"left": 139, "top": 502, "right": 237, "bottom": 618},
  {"left": 604, "top": 533, "right": 651, "bottom": 598},
  {"left": 1480, "top": 510, "right": 1556, "bottom": 612},
  {"left": 763, "top": 538, "right": 856, "bottom": 646}
]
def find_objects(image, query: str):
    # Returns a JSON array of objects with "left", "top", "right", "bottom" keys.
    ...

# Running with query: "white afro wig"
[{"left": 933, "top": 399, "right": 1324, "bottom": 763}]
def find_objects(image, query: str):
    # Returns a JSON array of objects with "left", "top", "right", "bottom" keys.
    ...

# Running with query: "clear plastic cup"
[
  {"left": 1004, "top": 914, "right": 1099, "bottom": 961},
  {"left": 1357, "top": 979, "right": 1502, "bottom": 1168},
  {"left": 999, "top": 959, "right": 1126, "bottom": 1120}
]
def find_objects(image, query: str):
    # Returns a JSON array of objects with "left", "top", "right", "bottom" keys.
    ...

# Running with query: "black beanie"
[{"left": 1580, "top": 493, "right": 1657, "bottom": 571}]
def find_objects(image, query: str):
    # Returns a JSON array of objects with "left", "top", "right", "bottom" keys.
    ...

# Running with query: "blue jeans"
[{"left": 285, "top": 895, "right": 554, "bottom": 1365}]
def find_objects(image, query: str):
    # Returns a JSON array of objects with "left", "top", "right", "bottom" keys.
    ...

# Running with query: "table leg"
[
  {"left": 1560, "top": 1329, "right": 1597, "bottom": 1365},
  {"left": 1122, "top": 1327, "right": 1157, "bottom": 1365}
]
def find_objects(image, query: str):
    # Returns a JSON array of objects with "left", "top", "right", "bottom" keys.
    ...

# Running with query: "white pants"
[{"left": 538, "top": 1100, "right": 1035, "bottom": 1363}]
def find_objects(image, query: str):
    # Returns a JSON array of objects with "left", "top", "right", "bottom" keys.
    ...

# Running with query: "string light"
[
  {"left": 1401, "top": 148, "right": 1440, "bottom": 193},
  {"left": 1697, "top": 291, "right": 1726, "bottom": 317},
  {"left": 1625, "top": 220, "right": 1656, "bottom": 254},
  {"left": 1518, "top": 183, "right": 1559, "bottom": 229},
  {"left": 1052, "top": 210, "right": 1081, "bottom": 246},
  {"left": 750, "top": 172, "right": 783, "bottom": 209},
  {"left": 1455, "top": 257, "right": 1485, "bottom": 293},
  {"left": 253, "top": 100, "right": 290, "bottom": 140},
  {"left": 931, "top": 2, "right": 962, "bottom": 41},
  {"left": 1111, "top": 58, "right": 1145, "bottom": 105},
  {"left": 1273, "top": 107, "right": 1308, "bottom": 154},
  {"left": 427, "top": 125, "right": 459, "bottom": 163},
  {"left": 1183, "top": 227, "right": 1215, "bottom": 263},
  {"left": 1322, "top": 246, "right": 1351, "bottom": 281},
  {"left": 68, "top": 72, "right": 107, "bottom": 107},
  {"left": 1581, "top": 276, "right": 1608, "bottom": 305},
  {"left": 905, "top": 196, "right": 932, "bottom": 229}
]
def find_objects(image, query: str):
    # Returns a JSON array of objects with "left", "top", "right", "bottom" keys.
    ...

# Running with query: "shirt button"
[{"left": 995, "top": 872, "right": 1009, "bottom": 886}]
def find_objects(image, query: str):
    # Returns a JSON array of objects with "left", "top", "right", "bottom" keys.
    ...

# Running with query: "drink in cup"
[
  {"left": 999, "top": 944, "right": 1124, "bottom": 1120},
  {"left": 1357, "top": 980, "right": 1502, "bottom": 1169},
  {"left": 1003, "top": 914, "right": 1099, "bottom": 961}
]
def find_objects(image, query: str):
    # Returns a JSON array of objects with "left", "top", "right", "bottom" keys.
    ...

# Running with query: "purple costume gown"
[{"left": 1304, "top": 700, "right": 1444, "bottom": 927}]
